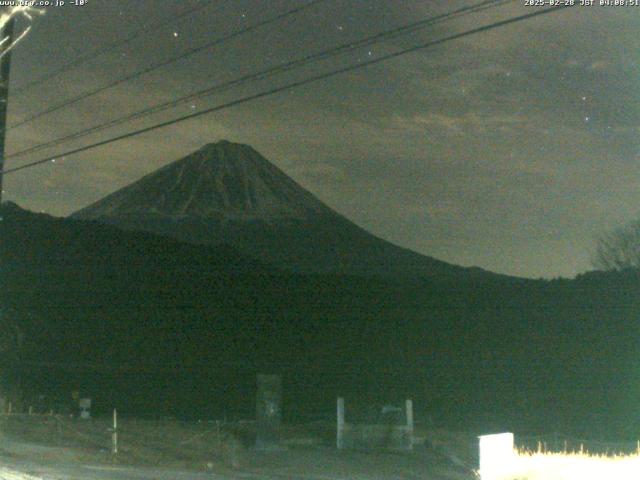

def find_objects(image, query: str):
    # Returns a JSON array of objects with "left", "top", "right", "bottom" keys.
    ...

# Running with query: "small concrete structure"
[
  {"left": 255, "top": 374, "right": 282, "bottom": 450},
  {"left": 79, "top": 398, "right": 91, "bottom": 419},
  {"left": 337, "top": 397, "right": 414, "bottom": 451}
]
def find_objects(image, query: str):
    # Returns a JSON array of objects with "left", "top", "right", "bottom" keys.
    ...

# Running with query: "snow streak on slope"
[{"left": 73, "top": 141, "right": 335, "bottom": 223}]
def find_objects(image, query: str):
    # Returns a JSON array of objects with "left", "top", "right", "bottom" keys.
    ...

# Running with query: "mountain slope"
[
  {"left": 73, "top": 140, "right": 333, "bottom": 222},
  {"left": 72, "top": 141, "right": 499, "bottom": 279}
]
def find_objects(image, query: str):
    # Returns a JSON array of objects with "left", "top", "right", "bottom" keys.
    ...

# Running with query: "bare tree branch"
[{"left": 593, "top": 220, "right": 640, "bottom": 271}]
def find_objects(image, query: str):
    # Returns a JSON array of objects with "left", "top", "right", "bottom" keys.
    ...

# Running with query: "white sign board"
[{"left": 478, "top": 432, "right": 515, "bottom": 480}]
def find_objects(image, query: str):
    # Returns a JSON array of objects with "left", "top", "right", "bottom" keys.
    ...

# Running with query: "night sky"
[{"left": 2, "top": 0, "right": 639, "bottom": 278}]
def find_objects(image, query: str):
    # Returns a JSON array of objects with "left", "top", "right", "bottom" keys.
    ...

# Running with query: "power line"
[
  {"left": 5, "top": 0, "right": 325, "bottom": 133},
  {"left": 1, "top": 5, "right": 573, "bottom": 177},
  {"left": 11, "top": 0, "right": 220, "bottom": 96},
  {"left": 5, "top": 0, "right": 514, "bottom": 162}
]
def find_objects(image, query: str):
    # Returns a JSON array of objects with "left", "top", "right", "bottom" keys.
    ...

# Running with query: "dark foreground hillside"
[{"left": 1, "top": 203, "right": 640, "bottom": 439}]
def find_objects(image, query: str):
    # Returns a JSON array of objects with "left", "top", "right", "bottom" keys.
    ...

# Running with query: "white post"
[
  {"left": 478, "top": 432, "right": 515, "bottom": 480},
  {"left": 336, "top": 397, "right": 345, "bottom": 449},
  {"left": 405, "top": 399, "right": 414, "bottom": 450},
  {"left": 112, "top": 408, "right": 118, "bottom": 455}
]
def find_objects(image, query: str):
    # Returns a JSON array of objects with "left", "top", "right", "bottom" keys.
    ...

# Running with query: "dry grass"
[
  {"left": 481, "top": 449, "right": 640, "bottom": 480},
  {"left": 0, "top": 415, "right": 246, "bottom": 472},
  {"left": 0, "top": 416, "right": 479, "bottom": 479}
]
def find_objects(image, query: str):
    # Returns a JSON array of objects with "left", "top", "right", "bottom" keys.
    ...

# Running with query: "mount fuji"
[{"left": 72, "top": 140, "right": 496, "bottom": 279}]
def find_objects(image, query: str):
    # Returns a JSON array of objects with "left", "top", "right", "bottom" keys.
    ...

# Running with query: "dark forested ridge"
[{"left": 2, "top": 202, "right": 640, "bottom": 439}]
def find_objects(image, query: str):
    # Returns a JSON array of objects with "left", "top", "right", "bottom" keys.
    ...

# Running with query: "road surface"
[{"left": 0, "top": 461, "right": 253, "bottom": 480}]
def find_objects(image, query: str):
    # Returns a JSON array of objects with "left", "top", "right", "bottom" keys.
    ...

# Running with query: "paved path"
[{"left": 0, "top": 461, "right": 245, "bottom": 480}]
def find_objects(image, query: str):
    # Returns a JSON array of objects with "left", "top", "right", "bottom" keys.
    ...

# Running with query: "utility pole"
[
  {"left": 0, "top": 16, "right": 15, "bottom": 203},
  {"left": 0, "top": 12, "right": 14, "bottom": 415}
]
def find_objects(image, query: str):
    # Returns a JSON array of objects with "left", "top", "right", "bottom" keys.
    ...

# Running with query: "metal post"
[
  {"left": 0, "top": 16, "right": 14, "bottom": 201},
  {"left": 336, "top": 397, "right": 345, "bottom": 449}
]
